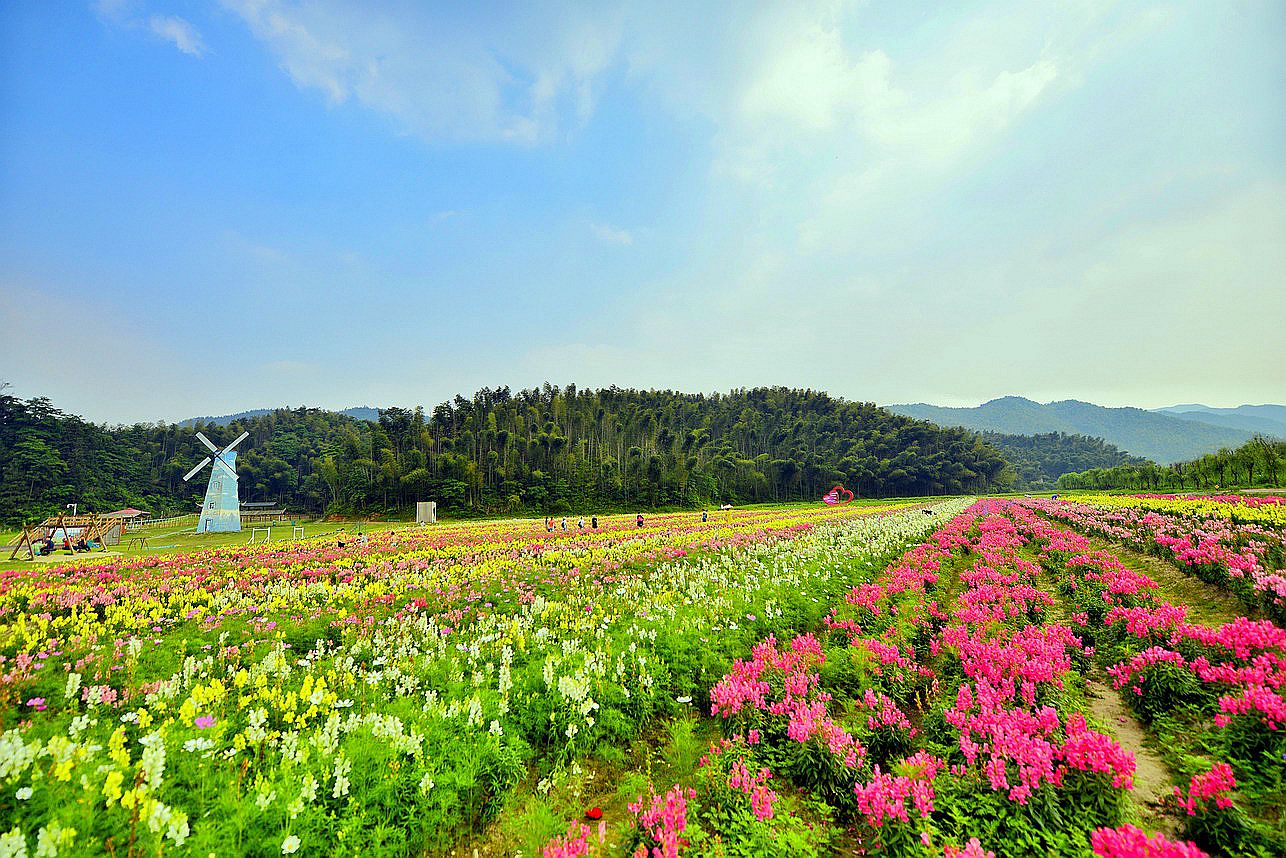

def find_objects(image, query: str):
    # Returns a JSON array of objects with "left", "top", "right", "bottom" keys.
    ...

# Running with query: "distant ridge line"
[
  {"left": 179, "top": 406, "right": 380, "bottom": 427},
  {"left": 885, "top": 396, "right": 1283, "bottom": 464}
]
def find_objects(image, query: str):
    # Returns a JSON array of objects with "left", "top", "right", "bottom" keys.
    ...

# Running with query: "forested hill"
[
  {"left": 979, "top": 431, "right": 1148, "bottom": 489},
  {"left": 0, "top": 385, "right": 1009, "bottom": 524}
]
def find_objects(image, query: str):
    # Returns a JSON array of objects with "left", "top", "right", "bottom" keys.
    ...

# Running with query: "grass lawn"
[{"left": 0, "top": 518, "right": 422, "bottom": 573}]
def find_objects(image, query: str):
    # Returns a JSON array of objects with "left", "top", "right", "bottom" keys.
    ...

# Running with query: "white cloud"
[
  {"left": 501, "top": 3, "right": 1279, "bottom": 409},
  {"left": 148, "top": 15, "right": 206, "bottom": 57},
  {"left": 590, "top": 222, "right": 633, "bottom": 245},
  {"left": 95, "top": 3, "right": 208, "bottom": 58},
  {"left": 220, "top": 0, "right": 623, "bottom": 144},
  {"left": 92, "top": 0, "right": 134, "bottom": 23}
]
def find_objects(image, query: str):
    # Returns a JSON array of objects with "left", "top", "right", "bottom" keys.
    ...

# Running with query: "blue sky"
[{"left": 1, "top": 1, "right": 1282, "bottom": 424}]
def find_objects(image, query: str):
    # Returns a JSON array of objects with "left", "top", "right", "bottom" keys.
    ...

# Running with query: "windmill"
[{"left": 183, "top": 431, "right": 249, "bottom": 533}]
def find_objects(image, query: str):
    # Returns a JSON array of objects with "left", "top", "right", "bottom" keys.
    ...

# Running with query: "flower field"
[
  {"left": 1, "top": 496, "right": 1282, "bottom": 857},
  {"left": 0, "top": 502, "right": 958, "bottom": 856},
  {"left": 1029, "top": 496, "right": 1286, "bottom": 621},
  {"left": 1060, "top": 495, "right": 1286, "bottom": 529}
]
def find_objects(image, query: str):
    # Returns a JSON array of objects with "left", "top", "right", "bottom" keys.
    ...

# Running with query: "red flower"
[{"left": 585, "top": 807, "right": 603, "bottom": 820}]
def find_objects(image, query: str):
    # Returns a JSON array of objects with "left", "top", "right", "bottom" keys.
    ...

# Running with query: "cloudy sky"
[{"left": 1, "top": 1, "right": 1282, "bottom": 424}]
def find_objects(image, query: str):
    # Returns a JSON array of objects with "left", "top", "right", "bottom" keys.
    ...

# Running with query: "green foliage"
[
  {"left": 682, "top": 740, "right": 834, "bottom": 858},
  {"left": 663, "top": 717, "right": 705, "bottom": 775},
  {"left": 926, "top": 773, "right": 1127, "bottom": 858}
]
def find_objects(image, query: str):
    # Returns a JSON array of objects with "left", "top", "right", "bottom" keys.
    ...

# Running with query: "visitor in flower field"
[
  {"left": 636, "top": 513, "right": 645, "bottom": 528},
  {"left": 561, "top": 517, "right": 568, "bottom": 531},
  {"left": 577, "top": 517, "right": 585, "bottom": 529},
  {"left": 702, "top": 510, "right": 708, "bottom": 522},
  {"left": 591, "top": 515, "right": 598, "bottom": 529}
]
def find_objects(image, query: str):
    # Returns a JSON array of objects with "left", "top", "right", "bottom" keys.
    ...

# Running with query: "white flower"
[
  {"left": 281, "top": 835, "right": 301, "bottom": 854},
  {"left": 675, "top": 696, "right": 692, "bottom": 704},
  {"left": 0, "top": 827, "right": 27, "bottom": 858},
  {"left": 15, "top": 787, "right": 32, "bottom": 801}
]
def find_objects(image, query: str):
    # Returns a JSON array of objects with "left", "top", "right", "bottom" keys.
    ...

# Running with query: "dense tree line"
[
  {"left": 0, "top": 384, "right": 1011, "bottom": 524},
  {"left": 978, "top": 431, "right": 1147, "bottom": 489},
  {"left": 1057, "top": 437, "right": 1285, "bottom": 491}
]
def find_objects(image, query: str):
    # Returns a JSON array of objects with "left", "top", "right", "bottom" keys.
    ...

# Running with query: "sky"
[{"left": 1, "top": 0, "right": 1283, "bottom": 424}]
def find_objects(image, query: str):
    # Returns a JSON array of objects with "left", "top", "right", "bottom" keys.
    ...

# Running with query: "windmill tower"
[{"left": 183, "top": 431, "right": 249, "bottom": 533}]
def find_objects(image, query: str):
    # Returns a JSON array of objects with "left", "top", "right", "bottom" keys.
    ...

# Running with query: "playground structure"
[{"left": 6, "top": 511, "right": 125, "bottom": 560}]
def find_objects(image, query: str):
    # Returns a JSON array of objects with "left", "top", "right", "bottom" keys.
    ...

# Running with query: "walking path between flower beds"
[
  {"left": 1081, "top": 536, "right": 1249, "bottom": 627},
  {"left": 1025, "top": 533, "right": 1180, "bottom": 833},
  {"left": 1082, "top": 674, "right": 1175, "bottom": 832},
  {"left": 1031, "top": 515, "right": 1268, "bottom": 838}
]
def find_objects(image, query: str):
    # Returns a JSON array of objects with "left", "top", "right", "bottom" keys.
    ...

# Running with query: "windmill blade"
[
  {"left": 195, "top": 432, "right": 220, "bottom": 453},
  {"left": 212, "top": 453, "right": 241, "bottom": 480},
  {"left": 183, "top": 457, "right": 212, "bottom": 482},
  {"left": 222, "top": 431, "right": 250, "bottom": 453}
]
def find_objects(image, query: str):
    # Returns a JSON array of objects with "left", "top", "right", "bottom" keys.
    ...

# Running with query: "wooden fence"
[{"left": 126, "top": 513, "right": 198, "bottom": 531}]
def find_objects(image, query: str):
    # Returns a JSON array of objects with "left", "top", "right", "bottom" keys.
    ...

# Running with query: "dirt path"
[{"left": 1083, "top": 673, "right": 1177, "bottom": 833}]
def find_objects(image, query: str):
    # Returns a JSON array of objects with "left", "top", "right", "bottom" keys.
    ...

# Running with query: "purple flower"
[{"left": 195, "top": 716, "right": 215, "bottom": 729}]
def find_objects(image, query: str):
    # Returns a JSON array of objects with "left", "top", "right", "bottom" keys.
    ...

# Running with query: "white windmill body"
[{"left": 183, "top": 431, "right": 249, "bottom": 533}]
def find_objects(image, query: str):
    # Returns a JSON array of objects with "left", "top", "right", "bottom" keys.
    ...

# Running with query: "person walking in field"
[
  {"left": 561, "top": 517, "right": 568, "bottom": 531},
  {"left": 591, "top": 516, "right": 598, "bottom": 529},
  {"left": 546, "top": 517, "right": 553, "bottom": 533},
  {"left": 702, "top": 510, "right": 708, "bottom": 523},
  {"left": 636, "top": 513, "right": 644, "bottom": 528},
  {"left": 578, "top": 517, "right": 585, "bottom": 529}
]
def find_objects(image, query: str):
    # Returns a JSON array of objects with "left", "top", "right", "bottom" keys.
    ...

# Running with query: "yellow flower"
[
  {"left": 109, "top": 726, "right": 131, "bottom": 768},
  {"left": 103, "top": 770, "right": 124, "bottom": 806}
]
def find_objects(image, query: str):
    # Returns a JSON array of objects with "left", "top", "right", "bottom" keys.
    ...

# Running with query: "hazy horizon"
[{"left": 2, "top": 2, "right": 1283, "bottom": 424}]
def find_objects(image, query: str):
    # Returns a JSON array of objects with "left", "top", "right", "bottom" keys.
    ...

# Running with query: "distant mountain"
[
  {"left": 180, "top": 407, "right": 380, "bottom": 427},
  {"left": 1152, "top": 404, "right": 1286, "bottom": 438},
  {"left": 886, "top": 396, "right": 1257, "bottom": 464}
]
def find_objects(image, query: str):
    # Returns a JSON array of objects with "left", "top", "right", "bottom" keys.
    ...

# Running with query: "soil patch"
[{"left": 1084, "top": 673, "right": 1177, "bottom": 833}]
